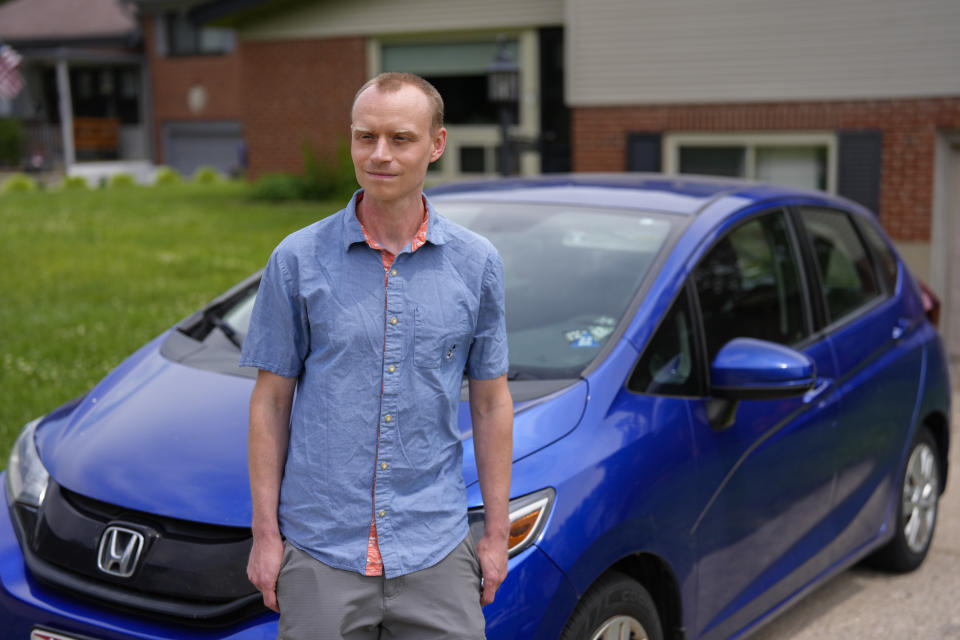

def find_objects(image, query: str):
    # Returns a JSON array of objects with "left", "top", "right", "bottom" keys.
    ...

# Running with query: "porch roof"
[{"left": 0, "top": 0, "right": 137, "bottom": 43}]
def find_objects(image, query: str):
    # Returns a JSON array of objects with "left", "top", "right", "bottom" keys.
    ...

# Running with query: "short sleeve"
[
  {"left": 466, "top": 251, "right": 509, "bottom": 380},
  {"left": 239, "top": 249, "right": 310, "bottom": 378}
]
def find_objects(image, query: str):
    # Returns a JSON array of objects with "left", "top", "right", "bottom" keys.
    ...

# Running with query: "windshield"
[
  {"left": 222, "top": 202, "right": 675, "bottom": 379},
  {"left": 442, "top": 202, "right": 674, "bottom": 378}
]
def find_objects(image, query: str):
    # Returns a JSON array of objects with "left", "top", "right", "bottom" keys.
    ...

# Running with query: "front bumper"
[
  {"left": 0, "top": 471, "right": 576, "bottom": 639},
  {"left": 0, "top": 472, "right": 276, "bottom": 640}
]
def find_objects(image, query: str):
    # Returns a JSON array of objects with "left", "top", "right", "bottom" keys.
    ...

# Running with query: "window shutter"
[
  {"left": 837, "top": 130, "right": 882, "bottom": 215},
  {"left": 626, "top": 133, "right": 662, "bottom": 172}
]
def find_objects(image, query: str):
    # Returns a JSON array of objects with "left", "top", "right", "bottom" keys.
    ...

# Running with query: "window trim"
[{"left": 663, "top": 131, "right": 838, "bottom": 193}]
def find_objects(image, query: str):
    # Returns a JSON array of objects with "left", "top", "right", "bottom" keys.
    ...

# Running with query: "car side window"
[
  {"left": 694, "top": 210, "right": 807, "bottom": 362},
  {"left": 628, "top": 288, "right": 700, "bottom": 396},
  {"left": 857, "top": 218, "right": 899, "bottom": 293},
  {"left": 799, "top": 207, "right": 880, "bottom": 322}
]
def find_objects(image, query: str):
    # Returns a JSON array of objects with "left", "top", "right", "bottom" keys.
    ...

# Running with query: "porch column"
[{"left": 56, "top": 58, "right": 75, "bottom": 168}]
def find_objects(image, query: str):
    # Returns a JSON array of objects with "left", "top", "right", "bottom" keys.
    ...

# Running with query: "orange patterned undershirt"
[{"left": 357, "top": 197, "right": 429, "bottom": 577}]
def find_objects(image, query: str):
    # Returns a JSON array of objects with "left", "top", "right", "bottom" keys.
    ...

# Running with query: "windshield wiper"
[{"left": 206, "top": 312, "right": 243, "bottom": 349}]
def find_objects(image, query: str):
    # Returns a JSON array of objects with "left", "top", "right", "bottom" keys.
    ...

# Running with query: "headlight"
[
  {"left": 468, "top": 487, "right": 555, "bottom": 558},
  {"left": 6, "top": 417, "right": 50, "bottom": 508}
]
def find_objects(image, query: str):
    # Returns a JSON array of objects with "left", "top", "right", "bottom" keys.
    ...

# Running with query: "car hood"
[{"left": 37, "top": 333, "right": 588, "bottom": 527}]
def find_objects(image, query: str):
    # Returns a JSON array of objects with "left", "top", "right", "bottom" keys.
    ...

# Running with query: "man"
[{"left": 240, "top": 72, "right": 514, "bottom": 639}]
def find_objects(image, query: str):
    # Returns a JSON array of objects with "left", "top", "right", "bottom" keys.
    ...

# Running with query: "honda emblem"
[{"left": 97, "top": 525, "right": 144, "bottom": 578}]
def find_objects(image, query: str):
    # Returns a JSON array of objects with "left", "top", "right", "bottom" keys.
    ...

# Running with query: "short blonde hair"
[{"left": 353, "top": 72, "right": 444, "bottom": 133}]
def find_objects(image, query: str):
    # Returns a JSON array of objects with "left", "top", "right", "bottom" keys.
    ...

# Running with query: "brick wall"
[
  {"left": 239, "top": 37, "right": 367, "bottom": 178},
  {"left": 572, "top": 98, "right": 960, "bottom": 242},
  {"left": 142, "top": 16, "right": 244, "bottom": 164}
]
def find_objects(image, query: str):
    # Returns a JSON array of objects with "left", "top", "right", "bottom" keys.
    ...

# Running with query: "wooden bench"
[{"left": 73, "top": 117, "right": 119, "bottom": 153}]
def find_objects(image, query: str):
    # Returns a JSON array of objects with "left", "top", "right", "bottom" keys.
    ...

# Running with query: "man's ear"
[{"left": 430, "top": 127, "right": 447, "bottom": 163}]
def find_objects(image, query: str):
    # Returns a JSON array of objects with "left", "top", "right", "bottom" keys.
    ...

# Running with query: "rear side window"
[
  {"left": 799, "top": 207, "right": 880, "bottom": 322},
  {"left": 694, "top": 210, "right": 808, "bottom": 361},
  {"left": 857, "top": 219, "right": 899, "bottom": 293}
]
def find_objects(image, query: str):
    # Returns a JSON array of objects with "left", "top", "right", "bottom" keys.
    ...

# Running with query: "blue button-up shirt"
[{"left": 240, "top": 191, "right": 508, "bottom": 577}]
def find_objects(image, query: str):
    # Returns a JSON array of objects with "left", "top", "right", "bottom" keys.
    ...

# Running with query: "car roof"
[{"left": 426, "top": 172, "right": 835, "bottom": 216}]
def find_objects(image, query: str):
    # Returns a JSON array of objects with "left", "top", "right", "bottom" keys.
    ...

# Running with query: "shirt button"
[
  {"left": 379, "top": 510, "right": 386, "bottom": 518},
  {"left": 390, "top": 268, "right": 398, "bottom": 277},
  {"left": 384, "top": 414, "right": 392, "bottom": 423},
  {"left": 390, "top": 317, "right": 398, "bottom": 325},
  {"left": 381, "top": 462, "right": 388, "bottom": 470},
  {"left": 388, "top": 364, "right": 396, "bottom": 373}
]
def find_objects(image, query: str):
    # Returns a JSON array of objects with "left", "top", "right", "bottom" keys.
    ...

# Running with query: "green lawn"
[{"left": 0, "top": 182, "right": 338, "bottom": 466}]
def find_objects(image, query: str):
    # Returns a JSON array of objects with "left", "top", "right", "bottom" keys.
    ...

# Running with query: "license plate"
[{"left": 31, "top": 630, "right": 86, "bottom": 640}]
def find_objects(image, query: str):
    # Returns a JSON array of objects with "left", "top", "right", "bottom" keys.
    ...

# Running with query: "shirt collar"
[{"left": 342, "top": 190, "right": 448, "bottom": 252}]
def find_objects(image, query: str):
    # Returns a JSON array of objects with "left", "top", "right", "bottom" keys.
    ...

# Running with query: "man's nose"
[{"left": 371, "top": 137, "right": 392, "bottom": 162}]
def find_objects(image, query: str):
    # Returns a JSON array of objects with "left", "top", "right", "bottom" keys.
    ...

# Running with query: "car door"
[
  {"left": 794, "top": 206, "right": 925, "bottom": 558},
  {"left": 687, "top": 208, "right": 841, "bottom": 640}
]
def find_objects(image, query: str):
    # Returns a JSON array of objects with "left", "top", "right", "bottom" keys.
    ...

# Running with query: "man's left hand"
[{"left": 476, "top": 532, "right": 508, "bottom": 606}]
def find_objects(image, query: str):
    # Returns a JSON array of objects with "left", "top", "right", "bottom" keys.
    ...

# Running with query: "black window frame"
[
  {"left": 792, "top": 205, "right": 889, "bottom": 330},
  {"left": 165, "top": 12, "right": 235, "bottom": 57}
]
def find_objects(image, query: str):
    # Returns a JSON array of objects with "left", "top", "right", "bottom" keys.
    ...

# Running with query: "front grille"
[{"left": 10, "top": 480, "right": 266, "bottom": 626}]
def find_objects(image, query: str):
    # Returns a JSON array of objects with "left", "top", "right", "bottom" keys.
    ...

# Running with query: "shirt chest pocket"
[{"left": 414, "top": 304, "right": 472, "bottom": 369}]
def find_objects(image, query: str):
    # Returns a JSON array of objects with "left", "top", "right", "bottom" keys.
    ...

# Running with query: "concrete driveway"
[{"left": 750, "top": 368, "right": 960, "bottom": 639}]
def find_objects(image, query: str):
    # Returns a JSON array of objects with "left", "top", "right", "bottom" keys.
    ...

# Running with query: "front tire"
[
  {"left": 560, "top": 572, "right": 663, "bottom": 640},
  {"left": 870, "top": 426, "right": 940, "bottom": 572}
]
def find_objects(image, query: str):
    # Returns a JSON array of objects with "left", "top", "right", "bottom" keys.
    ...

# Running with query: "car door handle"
[
  {"left": 891, "top": 318, "right": 912, "bottom": 341},
  {"left": 803, "top": 378, "right": 832, "bottom": 404}
]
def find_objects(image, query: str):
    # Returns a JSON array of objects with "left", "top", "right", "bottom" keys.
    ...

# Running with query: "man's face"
[{"left": 350, "top": 84, "right": 446, "bottom": 206}]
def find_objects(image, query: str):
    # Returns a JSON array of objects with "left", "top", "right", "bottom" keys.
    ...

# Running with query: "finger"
[
  {"left": 263, "top": 587, "right": 280, "bottom": 613},
  {"left": 480, "top": 576, "right": 500, "bottom": 606}
]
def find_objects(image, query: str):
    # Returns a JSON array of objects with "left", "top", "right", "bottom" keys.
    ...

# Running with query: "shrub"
[
  {"left": 154, "top": 166, "right": 181, "bottom": 186},
  {"left": 108, "top": 173, "right": 136, "bottom": 188},
  {"left": 300, "top": 139, "right": 356, "bottom": 201},
  {"left": 249, "top": 173, "right": 306, "bottom": 202},
  {"left": 1, "top": 173, "right": 37, "bottom": 194},
  {"left": 192, "top": 166, "right": 224, "bottom": 184},
  {"left": 250, "top": 141, "right": 356, "bottom": 203},
  {"left": 62, "top": 175, "right": 89, "bottom": 190},
  {"left": 0, "top": 119, "right": 24, "bottom": 167}
]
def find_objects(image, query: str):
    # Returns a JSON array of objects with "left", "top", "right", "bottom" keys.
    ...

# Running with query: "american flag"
[{"left": 0, "top": 44, "right": 24, "bottom": 101}]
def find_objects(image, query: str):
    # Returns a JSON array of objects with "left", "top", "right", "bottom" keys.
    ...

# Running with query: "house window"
[
  {"left": 666, "top": 133, "right": 836, "bottom": 192},
  {"left": 381, "top": 40, "right": 519, "bottom": 126},
  {"left": 166, "top": 13, "right": 235, "bottom": 56}
]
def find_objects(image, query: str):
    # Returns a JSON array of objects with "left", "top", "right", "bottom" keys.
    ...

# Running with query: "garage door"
[{"left": 162, "top": 121, "right": 243, "bottom": 177}]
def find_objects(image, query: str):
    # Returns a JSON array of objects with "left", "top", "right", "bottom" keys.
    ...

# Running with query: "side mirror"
[{"left": 710, "top": 338, "right": 817, "bottom": 400}]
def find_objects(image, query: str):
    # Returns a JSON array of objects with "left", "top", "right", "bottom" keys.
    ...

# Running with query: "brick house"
[
  {"left": 140, "top": 0, "right": 960, "bottom": 355},
  {"left": 0, "top": 0, "right": 149, "bottom": 176}
]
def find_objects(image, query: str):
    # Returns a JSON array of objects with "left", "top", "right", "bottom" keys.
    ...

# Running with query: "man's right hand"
[{"left": 247, "top": 532, "right": 284, "bottom": 613}]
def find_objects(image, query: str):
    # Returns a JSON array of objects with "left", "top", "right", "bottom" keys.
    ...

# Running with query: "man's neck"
[{"left": 356, "top": 192, "right": 426, "bottom": 255}]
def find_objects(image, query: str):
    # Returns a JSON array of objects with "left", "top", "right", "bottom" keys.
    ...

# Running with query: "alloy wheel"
[
  {"left": 590, "top": 615, "right": 650, "bottom": 640},
  {"left": 902, "top": 441, "right": 939, "bottom": 554}
]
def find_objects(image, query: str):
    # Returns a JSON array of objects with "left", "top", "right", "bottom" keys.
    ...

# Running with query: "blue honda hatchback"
[{"left": 2, "top": 174, "right": 951, "bottom": 640}]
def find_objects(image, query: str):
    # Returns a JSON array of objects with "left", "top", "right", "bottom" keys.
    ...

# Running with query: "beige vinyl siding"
[
  {"left": 567, "top": 0, "right": 960, "bottom": 106},
  {"left": 238, "top": 0, "right": 563, "bottom": 40}
]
